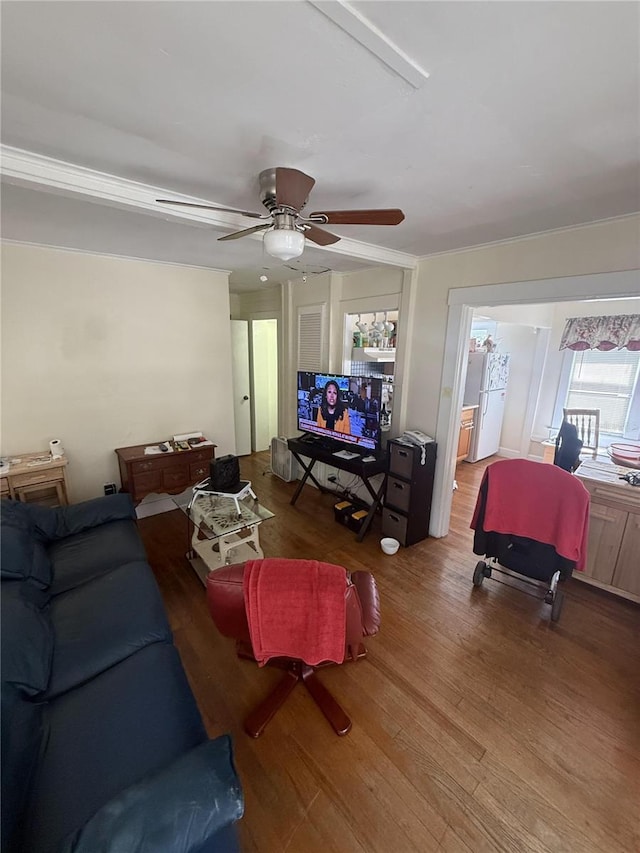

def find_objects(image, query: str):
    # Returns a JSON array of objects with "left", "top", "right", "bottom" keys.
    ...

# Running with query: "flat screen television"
[{"left": 297, "top": 370, "right": 383, "bottom": 453}]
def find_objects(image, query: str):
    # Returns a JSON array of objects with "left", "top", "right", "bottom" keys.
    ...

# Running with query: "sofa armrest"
[
  {"left": 60, "top": 736, "right": 243, "bottom": 853},
  {"left": 28, "top": 494, "right": 136, "bottom": 542}
]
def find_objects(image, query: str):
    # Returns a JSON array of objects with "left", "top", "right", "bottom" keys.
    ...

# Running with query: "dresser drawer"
[
  {"left": 132, "top": 470, "right": 162, "bottom": 496},
  {"left": 131, "top": 459, "right": 160, "bottom": 474},
  {"left": 381, "top": 508, "right": 408, "bottom": 546},
  {"left": 385, "top": 475, "right": 412, "bottom": 514},
  {"left": 190, "top": 461, "right": 209, "bottom": 481},
  {"left": 190, "top": 449, "right": 213, "bottom": 464},
  {"left": 162, "top": 466, "right": 189, "bottom": 491},
  {"left": 389, "top": 443, "right": 415, "bottom": 479},
  {"left": 11, "top": 468, "right": 64, "bottom": 488}
]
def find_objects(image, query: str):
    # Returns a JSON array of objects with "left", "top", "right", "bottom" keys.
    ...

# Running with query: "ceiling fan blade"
[
  {"left": 310, "top": 209, "right": 405, "bottom": 226},
  {"left": 156, "top": 199, "right": 266, "bottom": 219},
  {"left": 274, "top": 168, "right": 316, "bottom": 211},
  {"left": 304, "top": 224, "right": 341, "bottom": 246},
  {"left": 217, "top": 224, "right": 271, "bottom": 242}
]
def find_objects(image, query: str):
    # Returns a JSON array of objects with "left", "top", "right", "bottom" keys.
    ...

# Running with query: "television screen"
[{"left": 297, "top": 371, "right": 383, "bottom": 452}]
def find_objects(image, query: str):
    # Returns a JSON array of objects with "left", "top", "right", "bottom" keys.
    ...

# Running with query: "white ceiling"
[{"left": 1, "top": 1, "right": 638, "bottom": 292}]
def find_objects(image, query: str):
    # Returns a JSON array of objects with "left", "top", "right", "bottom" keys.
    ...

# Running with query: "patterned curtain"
[{"left": 559, "top": 314, "right": 640, "bottom": 351}]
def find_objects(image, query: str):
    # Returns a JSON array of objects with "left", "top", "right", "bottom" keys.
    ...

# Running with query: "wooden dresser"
[
  {"left": 115, "top": 441, "right": 216, "bottom": 504},
  {"left": 2, "top": 453, "right": 69, "bottom": 505},
  {"left": 575, "top": 459, "right": 640, "bottom": 602}
]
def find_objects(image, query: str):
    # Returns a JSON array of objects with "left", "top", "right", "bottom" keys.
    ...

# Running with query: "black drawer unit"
[{"left": 382, "top": 439, "right": 437, "bottom": 546}]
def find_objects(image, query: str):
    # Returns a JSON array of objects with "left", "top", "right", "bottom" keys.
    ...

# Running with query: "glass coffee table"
[{"left": 175, "top": 490, "right": 265, "bottom": 575}]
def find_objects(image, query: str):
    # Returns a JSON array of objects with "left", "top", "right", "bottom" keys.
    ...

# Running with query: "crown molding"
[
  {"left": 0, "top": 145, "right": 417, "bottom": 270},
  {"left": 0, "top": 238, "right": 233, "bottom": 276}
]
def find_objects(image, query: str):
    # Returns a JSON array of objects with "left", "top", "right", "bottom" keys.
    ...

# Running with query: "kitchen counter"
[
  {"left": 574, "top": 458, "right": 640, "bottom": 601},
  {"left": 456, "top": 405, "right": 479, "bottom": 464}
]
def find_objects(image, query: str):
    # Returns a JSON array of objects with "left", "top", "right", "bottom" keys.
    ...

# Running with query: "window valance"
[{"left": 559, "top": 314, "right": 640, "bottom": 352}]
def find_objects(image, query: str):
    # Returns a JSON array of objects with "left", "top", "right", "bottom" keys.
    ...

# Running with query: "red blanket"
[
  {"left": 243, "top": 559, "right": 347, "bottom": 666},
  {"left": 471, "top": 459, "right": 590, "bottom": 570}
]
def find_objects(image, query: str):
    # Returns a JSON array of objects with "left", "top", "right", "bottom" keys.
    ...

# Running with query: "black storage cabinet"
[{"left": 382, "top": 439, "right": 437, "bottom": 546}]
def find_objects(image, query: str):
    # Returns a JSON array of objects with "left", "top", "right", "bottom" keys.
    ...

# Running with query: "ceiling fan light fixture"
[{"left": 263, "top": 227, "right": 305, "bottom": 261}]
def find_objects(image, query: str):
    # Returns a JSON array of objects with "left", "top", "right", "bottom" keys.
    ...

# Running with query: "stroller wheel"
[
  {"left": 551, "top": 589, "right": 564, "bottom": 622},
  {"left": 473, "top": 561, "right": 487, "bottom": 587}
]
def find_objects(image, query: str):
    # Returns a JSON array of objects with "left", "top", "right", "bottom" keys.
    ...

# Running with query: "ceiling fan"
[{"left": 156, "top": 167, "right": 404, "bottom": 261}]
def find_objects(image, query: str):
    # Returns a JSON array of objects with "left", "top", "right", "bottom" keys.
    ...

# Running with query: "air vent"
[{"left": 270, "top": 437, "right": 300, "bottom": 482}]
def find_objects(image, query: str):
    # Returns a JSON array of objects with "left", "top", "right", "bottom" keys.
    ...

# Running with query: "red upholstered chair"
[{"left": 206, "top": 560, "right": 380, "bottom": 737}]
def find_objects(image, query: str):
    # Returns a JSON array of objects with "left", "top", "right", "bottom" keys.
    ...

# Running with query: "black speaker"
[{"left": 209, "top": 455, "right": 241, "bottom": 493}]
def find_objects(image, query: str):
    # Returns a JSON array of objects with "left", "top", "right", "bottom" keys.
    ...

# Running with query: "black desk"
[{"left": 287, "top": 437, "right": 387, "bottom": 542}]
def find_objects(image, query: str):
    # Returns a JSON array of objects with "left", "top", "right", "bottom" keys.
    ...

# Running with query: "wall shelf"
[{"left": 351, "top": 347, "right": 396, "bottom": 363}]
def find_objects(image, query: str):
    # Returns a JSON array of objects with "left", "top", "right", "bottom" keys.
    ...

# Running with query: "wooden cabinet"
[
  {"left": 115, "top": 442, "right": 216, "bottom": 504},
  {"left": 614, "top": 511, "right": 640, "bottom": 596},
  {"left": 3, "top": 453, "right": 69, "bottom": 505},
  {"left": 456, "top": 406, "right": 477, "bottom": 463},
  {"left": 381, "top": 439, "right": 437, "bottom": 546},
  {"left": 575, "top": 460, "right": 640, "bottom": 601}
]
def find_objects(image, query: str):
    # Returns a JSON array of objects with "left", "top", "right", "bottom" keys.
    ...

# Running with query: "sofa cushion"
[
  {"left": 0, "top": 498, "right": 31, "bottom": 533},
  {"left": 0, "top": 523, "right": 34, "bottom": 581},
  {"left": 1, "top": 581, "right": 53, "bottom": 696},
  {"left": 25, "top": 494, "right": 137, "bottom": 542},
  {"left": 48, "top": 519, "right": 148, "bottom": 595},
  {"left": 1, "top": 684, "right": 45, "bottom": 852},
  {"left": 1, "top": 501, "right": 53, "bottom": 587},
  {"left": 22, "top": 643, "right": 207, "bottom": 853},
  {"left": 59, "top": 737, "right": 243, "bottom": 853},
  {"left": 46, "top": 562, "right": 173, "bottom": 699}
]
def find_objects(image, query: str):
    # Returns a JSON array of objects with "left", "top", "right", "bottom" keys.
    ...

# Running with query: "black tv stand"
[
  {"left": 287, "top": 436, "right": 387, "bottom": 541},
  {"left": 299, "top": 433, "right": 342, "bottom": 453}
]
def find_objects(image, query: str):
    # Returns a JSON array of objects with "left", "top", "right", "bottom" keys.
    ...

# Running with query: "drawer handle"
[
  {"left": 591, "top": 508, "right": 617, "bottom": 523},
  {"left": 397, "top": 450, "right": 409, "bottom": 458},
  {"left": 388, "top": 513, "right": 400, "bottom": 522},
  {"left": 195, "top": 468, "right": 205, "bottom": 476},
  {"left": 393, "top": 482, "right": 405, "bottom": 490}
]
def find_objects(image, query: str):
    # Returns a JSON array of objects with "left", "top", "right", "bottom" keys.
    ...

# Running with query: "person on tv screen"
[{"left": 317, "top": 380, "right": 351, "bottom": 434}]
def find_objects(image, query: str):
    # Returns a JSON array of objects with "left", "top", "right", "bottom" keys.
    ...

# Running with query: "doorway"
[
  {"left": 431, "top": 270, "right": 640, "bottom": 538},
  {"left": 250, "top": 318, "right": 278, "bottom": 452},
  {"left": 231, "top": 318, "right": 279, "bottom": 455}
]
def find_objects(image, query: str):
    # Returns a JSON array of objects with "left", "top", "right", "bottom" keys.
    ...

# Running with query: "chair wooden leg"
[
  {"left": 239, "top": 654, "right": 354, "bottom": 737},
  {"left": 301, "top": 665, "right": 352, "bottom": 736},
  {"left": 244, "top": 668, "right": 300, "bottom": 738}
]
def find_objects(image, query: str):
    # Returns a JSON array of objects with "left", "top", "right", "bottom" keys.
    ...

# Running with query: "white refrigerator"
[{"left": 463, "top": 352, "right": 510, "bottom": 462}]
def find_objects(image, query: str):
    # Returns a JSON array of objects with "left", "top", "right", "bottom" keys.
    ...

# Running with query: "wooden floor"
[{"left": 138, "top": 452, "right": 640, "bottom": 853}]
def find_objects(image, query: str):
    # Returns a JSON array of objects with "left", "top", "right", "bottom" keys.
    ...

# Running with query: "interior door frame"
[{"left": 430, "top": 269, "right": 640, "bottom": 538}]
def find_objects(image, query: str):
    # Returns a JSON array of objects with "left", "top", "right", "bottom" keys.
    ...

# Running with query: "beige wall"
[
  {"left": 406, "top": 215, "right": 640, "bottom": 440},
  {"left": 1, "top": 244, "right": 234, "bottom": 501}
]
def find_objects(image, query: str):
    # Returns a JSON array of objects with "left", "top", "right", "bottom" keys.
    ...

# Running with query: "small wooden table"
[
  {"left": 3, "top": 453, "right": 69, "bottom": 505},
  {"left": 115, "top": 441, "right": 216, "bottom": 504}
]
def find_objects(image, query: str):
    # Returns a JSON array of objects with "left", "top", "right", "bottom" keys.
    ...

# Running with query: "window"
[{"left": 564, "top": 349, "right": 640, "bottom": 438}]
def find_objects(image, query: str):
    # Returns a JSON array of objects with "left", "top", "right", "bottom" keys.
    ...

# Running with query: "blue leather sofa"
[{"left": 1, "top": 494, "right": 243, "bottom": 853}]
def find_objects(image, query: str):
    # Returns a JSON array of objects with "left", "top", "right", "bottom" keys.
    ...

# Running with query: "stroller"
[{"left": 470, "top": 458, "right": 590, "bottom": 622}]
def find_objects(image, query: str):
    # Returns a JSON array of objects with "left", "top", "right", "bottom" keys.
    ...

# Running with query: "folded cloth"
[
  {"left": 470, "top": 459, "right": 590, "bottom": 571},
  {"left": 243, "top": 559, "right": 347, "bottom": 666}
]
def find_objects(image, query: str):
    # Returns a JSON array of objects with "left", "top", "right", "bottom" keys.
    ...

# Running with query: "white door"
[
  {"left": 231, "top": 320, "right": 252, "bottom": 456},
  {"left": 251, "top": 319, "right": 278, "bottom": 452}
]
